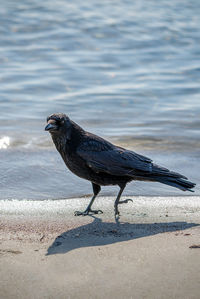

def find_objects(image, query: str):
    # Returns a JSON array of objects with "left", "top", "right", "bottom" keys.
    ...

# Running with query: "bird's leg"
[
  {"left": 114, "top": 184, "right": 127, "bottom": 218},
  {"left": 74, "top": 183, "right": 102, "bottom": 216}
]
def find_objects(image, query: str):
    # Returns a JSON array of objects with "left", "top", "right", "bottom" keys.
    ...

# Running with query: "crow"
[{"left": 45, "top": 113, "right": 196, "bottom": 217}]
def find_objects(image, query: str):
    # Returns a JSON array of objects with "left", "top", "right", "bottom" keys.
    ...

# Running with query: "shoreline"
[
  {"left": 1, "top": 196, "right": 200, "bottom": 242},
  {"left": 1, "top": 196, "right": 200, "bottom": 299}
]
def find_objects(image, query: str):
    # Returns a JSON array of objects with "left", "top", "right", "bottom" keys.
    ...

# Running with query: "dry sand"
[{"left": 0, "top": 196, "right": 200, "bottom": 299}]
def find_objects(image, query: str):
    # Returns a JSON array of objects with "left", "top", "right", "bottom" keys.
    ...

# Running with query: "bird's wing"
[{"left": 77, "top": 140, "right": 153, "bottom": 176}]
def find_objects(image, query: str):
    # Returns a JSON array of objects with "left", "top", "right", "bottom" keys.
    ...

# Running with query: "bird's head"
[{"left": 45, "top": 113, "right": 72, "bottom": 139}]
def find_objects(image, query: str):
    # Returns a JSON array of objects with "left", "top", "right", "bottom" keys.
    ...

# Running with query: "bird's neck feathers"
[
  {"left": 52, "top": 134, "right": 67, "bottom": 153},
  {"left": 51, "top": 120, "right": 85, "bottom": 153}
]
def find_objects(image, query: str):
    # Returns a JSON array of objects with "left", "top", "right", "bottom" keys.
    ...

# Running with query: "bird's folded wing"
[{"left": 77, "top": 143, "right": 153, "bottom": 176}]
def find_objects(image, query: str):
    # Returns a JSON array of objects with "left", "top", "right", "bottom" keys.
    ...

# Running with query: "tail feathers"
[
  {"left": 152, "top": 164, "right": 187, "bottom": 179},
  {"left": 156, "top": 177, "right": 196, "bottom": 192}
]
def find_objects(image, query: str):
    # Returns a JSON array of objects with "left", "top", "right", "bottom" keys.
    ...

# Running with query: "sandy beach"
[{"left": 0, "top": 196, "right": 200, "bottom": 299}]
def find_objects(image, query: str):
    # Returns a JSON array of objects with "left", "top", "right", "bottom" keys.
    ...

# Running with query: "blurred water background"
[{"left": 0, "top": 0, "right": 200, "bottom": 200}]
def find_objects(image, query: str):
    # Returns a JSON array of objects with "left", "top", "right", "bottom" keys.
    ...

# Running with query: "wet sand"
[{"left": 0, "top": 196, "right": 200, "bottom": 299}]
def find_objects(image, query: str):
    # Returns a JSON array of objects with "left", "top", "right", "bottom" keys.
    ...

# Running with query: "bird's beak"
[{"left": 45, "top": 123, "right": 58, "bottom": 132}]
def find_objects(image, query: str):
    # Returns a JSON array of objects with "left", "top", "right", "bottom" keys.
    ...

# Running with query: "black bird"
[{"left": 45, "top": 113, "right": 196, "bottom": 217}]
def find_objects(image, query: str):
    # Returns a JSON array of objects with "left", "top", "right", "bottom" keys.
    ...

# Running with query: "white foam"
[
  {"left": 0, "top": 136, "right": 10, "bottom": 149},
  {"left": 0, "top": 196, "right": 199, "bottom": 221}
]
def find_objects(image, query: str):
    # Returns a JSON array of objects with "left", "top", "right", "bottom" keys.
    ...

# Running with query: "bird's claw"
[
  {"left": 74, "top": 209, "right": 103, "bottom": 216},
  {"left": 114, "top": 198, "right": 133, "bottom": 220},
  {"left": 115, "top": 211, "right": 120, "bottom": 222},
  {"left": 118, "top": 198, "right": 133, "bottom": 204},
  {"left": 74, "top": 211, "right": 86, "bottom": 216},
  {"left": 114, "top": 207, "right": 120, "bottom": 217},
  {"left": 91, "top": 209, "right": 103, "bottom": 214}
]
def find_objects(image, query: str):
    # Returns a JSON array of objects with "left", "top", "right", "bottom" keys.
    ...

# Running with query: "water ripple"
[{"left": 0, "top": 0, "right": 200, "bottom": 199}]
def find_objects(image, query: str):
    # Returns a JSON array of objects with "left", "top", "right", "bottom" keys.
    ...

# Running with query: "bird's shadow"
[{"left": 46, "top": 216, "right": 199, "bottom": 255}]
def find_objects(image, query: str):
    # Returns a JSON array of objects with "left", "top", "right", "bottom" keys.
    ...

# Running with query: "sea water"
[{"left": 0, "top": 0, "right": 199, "bottom": 199}]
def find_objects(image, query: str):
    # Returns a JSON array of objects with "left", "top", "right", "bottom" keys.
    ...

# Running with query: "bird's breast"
[{"left": 60, "top": 150, "right": 91, "bottom": 180}]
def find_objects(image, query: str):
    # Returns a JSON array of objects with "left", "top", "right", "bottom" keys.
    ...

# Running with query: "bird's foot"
[
  {"left": 115, "top": 210, "right": 120, "bottom": 222},
  {"left": 114, "top": 199, "right": 132, "bottom": 220},
  {"left": 74, "top": 209, "right": 103, "bottom": 216},
  {"left": 118, "top": 198, "right": 133, "bottom": 205},
  {"left": 114, "top": 206, "right": 120, "bottom": 217}
]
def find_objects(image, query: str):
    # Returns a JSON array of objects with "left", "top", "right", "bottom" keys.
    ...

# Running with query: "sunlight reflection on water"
[{"left": 0, "top": 136, "right": 10, "bottom": 149}]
